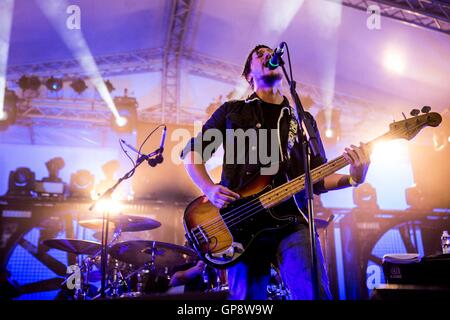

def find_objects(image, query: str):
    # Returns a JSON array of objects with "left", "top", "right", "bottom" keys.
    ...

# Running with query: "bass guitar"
[{"left": 184, "top": 110, "right": 442, "bottom": 268}]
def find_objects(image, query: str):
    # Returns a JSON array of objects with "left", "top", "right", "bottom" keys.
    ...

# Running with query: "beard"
[{"left": 261, "top": 73, "right": 283, "bottom": 87}]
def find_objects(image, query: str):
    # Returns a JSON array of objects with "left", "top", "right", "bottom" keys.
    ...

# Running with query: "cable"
[
  {"left": 119, "top": 139, "right": 136, "bottom": 167},
  {"left": 283, "top": 41, "right": 294, "bottom": 84},
  {"left": 138, "top": 124, "right": 166, "bottom": 159}
]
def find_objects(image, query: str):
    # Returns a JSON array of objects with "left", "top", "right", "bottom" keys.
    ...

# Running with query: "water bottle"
[{"left": 442, "top": 230, "right": 450, "bottom": 254}]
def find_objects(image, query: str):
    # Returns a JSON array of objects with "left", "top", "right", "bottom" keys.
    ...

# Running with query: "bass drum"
[{"left": 122, "top": 267, "right": 171, "bottom": 297}]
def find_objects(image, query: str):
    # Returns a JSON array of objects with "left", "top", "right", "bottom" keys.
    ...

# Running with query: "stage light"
[
  {"left": 17, "top": 75, "right": 41, "bottom": 92},
  {"left": 0, "top": 0, "right": 14, "bottom": 131},
  {"left": 353, "top": 182, "right": 379, "bottom": 209},
  {"left": 0, "top": 89, "right": 18, "bottom": 130},
  {"left": 372, "top": 140, "right": 408, "bottom": 164},
  {"left": 105, "top": 80, "right": 115, "bottom": 93},
  {"left": 69, "top": 169, "right": 95, "bottom": 198},
  {"left": 92, "top": 198, "right": 123, "bottom": 216},
  {"left": 70, "top": 78, "right": 88, "bottom": 94},
  {"left": 316, "top": 107, "right": 341, "bottom": 145},
  {"left": 45, "top": 76, "right": 63, "bottom": 92},
  {"left": 43, "top": 157, "right": 65, "bottom": 182},
  {"left": 33, "top": 157, "right": 67, "bottom": 197},
  {"left": 111, "top": 95, "right": 137, "bottom": 133},
  {"left": 383, "top": 48, "right": 406, "bottom": 75},
  {"left": 37, "top": 0, "right": 123, "bottom": 124},
  {"left": 7, "top": 167, "right": 36, "bottom": 197},
  {"left": 17, "top": 76, "right": 29, "bottom": 91},
  {"left": 115, "top": 116, "right": 128, "bottom": 127},
  {"left": 405, "top": 185, "right": 430, "bottom": 210}
]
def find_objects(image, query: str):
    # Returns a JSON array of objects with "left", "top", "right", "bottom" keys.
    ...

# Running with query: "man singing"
[{"left": 181, "top": 44, "right": 371, "bottom": 300}]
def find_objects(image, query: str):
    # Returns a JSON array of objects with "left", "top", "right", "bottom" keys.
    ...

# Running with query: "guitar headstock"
[{"left": 388, "top": 108, "right": 442, "bottom": 141}]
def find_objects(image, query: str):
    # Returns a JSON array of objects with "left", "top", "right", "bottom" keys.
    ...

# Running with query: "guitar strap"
[{"left": 283, "top": 106, "right": 309, "bottom": 222}]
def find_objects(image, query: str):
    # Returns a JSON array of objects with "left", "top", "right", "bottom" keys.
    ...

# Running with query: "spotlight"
[
  {"left": 34, "top": 157, "right": 66, "bottom": 197},
  {"left": 7, "top": 167, "right": 36, "bottom": 197},
  {"left": 43, "top": 157, "right": 65, "bottom": 182},
  {"left": 70, "top": 79, "right": 88, "bottom": 94},
  {"left": 69, "top": 169, "right": 95, "bottom": 198},
  {"left": 383, "top": 48, "right": 406, "bottom": 75},
  {"left": 0, "top": 89, "right": 18, "bottom": 130},
  {"left": 325, "top": 129, "right": 334, "bottom": 139},
  {"left": 105, "top": 80, "right": 115, "bottom": 93},
  {"left": 352, "top": 183, "right": 379, "bottom": 209},
  {"left": 45, "top": 76, "right": 63, "bottom": 92},
  {"left": 17, "top": 75, "right": 41, "bottom": 92},
  {"left": 405, "top": 185, "right": 431, "bottom": 210},
  {"left": 111, "top": 96, "right": 137, "bottom": 133},
  {"left": 316, "top": 108, "right": 341, "bottom": 145}
]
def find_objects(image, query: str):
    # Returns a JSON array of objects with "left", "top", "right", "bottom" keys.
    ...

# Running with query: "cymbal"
[
  {"left": 109, "top": 240, "right": 198, "bottom": 272},
  {"left": 79, "top": 215, "right": 161, "bottom": 232},
  {"left": 43, "top": 238, "right": 101, "bottom": 255}
]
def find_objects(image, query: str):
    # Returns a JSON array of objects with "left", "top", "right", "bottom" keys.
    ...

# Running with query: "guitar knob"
[
  {"left": 421, "top": 106, "right": 431, "bottom": 114},
  {"left": 410, "top": 109, "right": 420, "bottom": 116}
]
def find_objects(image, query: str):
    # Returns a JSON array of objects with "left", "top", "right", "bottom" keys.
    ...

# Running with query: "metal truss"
[
  {"left": 15, "top": 98, "right": 112, "bottom": 127},
  {"left": 7, "top": 48, "right": 163, "bottom": 81},
  {"left": 161, "top": 0, "right": 195, "bottom": 124},
  {"left": 11, "top": 0, "right": 450, "bottom": 128},
  {"left": 185, "top": 51, "right": 243, "bottom": 85},
  {"left": 335, "top": 0, "right": 450, "bottom": 35},
  {"left": 139, "top": 106, "right": 205, "bottom": 125}
]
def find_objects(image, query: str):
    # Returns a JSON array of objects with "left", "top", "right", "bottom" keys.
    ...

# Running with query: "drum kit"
[
  {"left": 43, "top": 214, "right": 207, "bottom": 300},
  {"left": 43, "top": 215, "right": 331, "bottom": 300}
]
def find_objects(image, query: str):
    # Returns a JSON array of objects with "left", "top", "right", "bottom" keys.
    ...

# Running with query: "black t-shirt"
[
  {"left": 260, "top": 100, "right": 284, "bottom": 161},
  {"left": 259, "top": 100, "right": 305, "bottom": 221}
]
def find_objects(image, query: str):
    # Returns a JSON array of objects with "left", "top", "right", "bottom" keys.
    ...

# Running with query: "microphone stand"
[
  {"left": 280, "top": 57, "right": 322, "bottom": 300},
  {"left": 89, "top": 147, "right": 163, "bottom": 299}
]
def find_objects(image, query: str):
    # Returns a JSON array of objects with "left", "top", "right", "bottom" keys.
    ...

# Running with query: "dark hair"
[{"left": 242, "top": 44, "right": 270, "bottom": 89}]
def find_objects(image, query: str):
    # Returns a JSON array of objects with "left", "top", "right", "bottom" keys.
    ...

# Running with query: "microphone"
[
  {"left": 158, "top": 125, "right": 167, "bottom": 154},
  {"left": 120, "top": 139, "right": 143, "bottom": 156},
  {"left": 148, "top": 125, "right": 167, "bottom": 167},
  {"left": 266, "top": 42, "right": 285, "bottom": 70}
]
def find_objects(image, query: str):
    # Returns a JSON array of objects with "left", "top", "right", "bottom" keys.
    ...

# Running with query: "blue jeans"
[{"left": 227, "top": 224, "right": 332, "bottom": 300}]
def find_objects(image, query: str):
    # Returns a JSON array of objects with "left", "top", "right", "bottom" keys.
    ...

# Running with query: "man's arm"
[
  {"left": 184, "top": 150, "right": 240, "bottom": 209},
  {"left": 323, "top": 142, "right": 371, "bottom": 191}
]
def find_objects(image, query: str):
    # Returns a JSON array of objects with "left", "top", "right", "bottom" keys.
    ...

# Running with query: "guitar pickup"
[{"left": 192, "top": 226, "right": 209, "bottom": 248}]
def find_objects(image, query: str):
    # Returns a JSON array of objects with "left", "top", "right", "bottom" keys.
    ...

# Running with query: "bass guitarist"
[{"left": 181, "top": 44, "right": 371, "bottom": 300}]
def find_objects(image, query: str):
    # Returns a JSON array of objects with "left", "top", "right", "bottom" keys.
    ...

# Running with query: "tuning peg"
[
  {"left": 421, "top": 106, "right": 431, "bottom": 114},
  {"left": 410, "top": 109, "right": 420, "bottom": 116}
]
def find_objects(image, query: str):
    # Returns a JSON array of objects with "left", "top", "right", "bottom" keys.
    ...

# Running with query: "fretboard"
[{"left": 259, "top": 132, "right": 390, "bottom": 209}]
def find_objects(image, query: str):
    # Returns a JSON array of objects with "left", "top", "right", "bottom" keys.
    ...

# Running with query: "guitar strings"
[
  {"left": 191, "top": 123, "right": 420, "bottom": 244},
  {"left": 194, "top": 154, "right": 347, "bottom": 239},
  {"left": 192, "top": 139, "right": 378, "bottom": 242},
  {"left": 194, "top": 156, "right": 349, "bottom": 243},
  {"left": 195, "top": 126, "right": 396, "bottom": 236},
  {"left": 192, "top": 156, "right": 348, "bottom": 243}
]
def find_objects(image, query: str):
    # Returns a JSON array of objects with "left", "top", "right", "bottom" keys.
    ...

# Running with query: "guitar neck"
[{"left": 259, "top": 133, "right": 389, "bottom": 209}]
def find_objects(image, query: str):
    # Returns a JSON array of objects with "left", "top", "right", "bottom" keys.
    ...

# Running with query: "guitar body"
[{"left": 184, "top": 175, "right": 297, "bottom": 268}]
